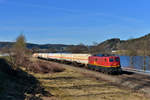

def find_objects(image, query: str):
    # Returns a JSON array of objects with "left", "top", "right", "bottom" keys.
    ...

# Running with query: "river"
[{"left": 120, "top": 56, "right": 150, "bottom": 73}]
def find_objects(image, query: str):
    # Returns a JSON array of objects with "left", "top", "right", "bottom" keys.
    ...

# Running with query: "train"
[{"left": 33, "top": 53, "right": 122, "bottom": 74}]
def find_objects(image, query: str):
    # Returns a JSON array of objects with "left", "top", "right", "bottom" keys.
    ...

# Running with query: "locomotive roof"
[{"left": 93, "top": 54, "right": 117, "bottom": 57}]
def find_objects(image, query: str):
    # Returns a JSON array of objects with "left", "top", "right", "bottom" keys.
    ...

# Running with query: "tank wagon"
[{"left": 33, "top": 53, "right": 122, "bottom": 74}]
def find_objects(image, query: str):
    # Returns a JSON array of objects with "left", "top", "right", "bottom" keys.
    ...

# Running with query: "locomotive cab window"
[
  {"left": 115, "top": 58, "right": 120, "bottom": 62},
  {"left": 109, "top": 58, "right": 114, "bottom": 62}
]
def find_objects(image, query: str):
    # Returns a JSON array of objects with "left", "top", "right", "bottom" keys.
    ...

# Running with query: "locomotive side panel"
[{"left": 88, "top": 56, "right": 121, "bottom": 68}]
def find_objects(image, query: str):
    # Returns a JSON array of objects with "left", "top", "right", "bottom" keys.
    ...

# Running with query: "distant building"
[{"left": 112, "top": 50, "right": 117, "bottom": 53}]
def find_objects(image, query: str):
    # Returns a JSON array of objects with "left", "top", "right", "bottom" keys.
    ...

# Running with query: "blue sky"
[{"left": 0, "top": 0, "right": 150, "bottom": 45}]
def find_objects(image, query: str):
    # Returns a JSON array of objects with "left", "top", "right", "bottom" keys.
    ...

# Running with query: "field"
[
  {"left": 32, "top": 61, "right": 149, "bottom": 100},
  {"left": 0, "top": 58, "right": 149, "bottom": 100}
]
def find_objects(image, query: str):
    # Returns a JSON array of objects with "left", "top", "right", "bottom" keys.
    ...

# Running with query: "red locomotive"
[{"left": 88, "top": 54, "right": 122, "bottom": 74}]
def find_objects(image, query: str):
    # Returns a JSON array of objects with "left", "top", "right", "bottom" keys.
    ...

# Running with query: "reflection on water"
[{"left": 120, "top": 56, "right": 150, "bottom": 72}]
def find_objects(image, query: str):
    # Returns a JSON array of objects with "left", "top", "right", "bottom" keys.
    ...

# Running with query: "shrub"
[{"left": 25, "top": 60, "right": 65, "bottom": 74}]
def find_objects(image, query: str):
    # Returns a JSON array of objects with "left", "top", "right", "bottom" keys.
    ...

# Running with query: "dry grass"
[
  {"left": 0, "top": 58, "right": 61, "bottom": 100},
  {"left": 30, "top": 61, "right": 149, "bottom": 100},
  {"left": 1, "top": 57, "right": 148, "bottom": 100},
  {"left": 25, "top": 59, "right": 65, "bottom": 74}
]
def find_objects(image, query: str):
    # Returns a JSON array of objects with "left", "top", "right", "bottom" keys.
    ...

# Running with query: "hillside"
[
  {"left": 97, "top": 38, "right": 123, "bottom": 51},
  {"left": 96, "top": 33, "right": 150, "bottom": 54},
  {"left": 0, "top": 42, "right": 69, "bottom": 51},
  {"left": 0, "top": 33, "right": 150, "bottom": 54}
]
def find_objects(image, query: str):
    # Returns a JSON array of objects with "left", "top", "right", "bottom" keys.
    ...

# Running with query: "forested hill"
[
  {"left": 96, "top": 33, "right": 150, "bottom": 54},
  {"left": 0, "top": 33, "right": 150, "bottom": 54},
  {"left": 0, "top": 42, "right": 69, "bottom": 50}
]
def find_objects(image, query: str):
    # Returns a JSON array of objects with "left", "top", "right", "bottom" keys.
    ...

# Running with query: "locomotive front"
[{"left": 88, "top": 55, "right": 122, "bottom": 74}]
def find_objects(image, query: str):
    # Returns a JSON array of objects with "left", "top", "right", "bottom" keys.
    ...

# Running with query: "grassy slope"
[
  {"left": 0, "top": 57, "right": 52, "bottom": 100},
  {"left": 0, "top": 69, "right": 52, "bottom": 100}
]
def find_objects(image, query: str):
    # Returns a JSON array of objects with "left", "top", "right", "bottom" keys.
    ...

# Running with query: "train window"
[
  {"left": 105, "top": 58, "right": 107, "bottom": 62},
  {"left": 115, "top": 58, "right": 120, "bottom": 62},
  {"left": 109, "top": 58, "right": 114, "bottom": 62}
]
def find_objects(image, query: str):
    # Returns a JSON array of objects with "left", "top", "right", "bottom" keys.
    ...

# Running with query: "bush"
[{"left": 25, "top": 60, "right": 65, "bottom": 74}]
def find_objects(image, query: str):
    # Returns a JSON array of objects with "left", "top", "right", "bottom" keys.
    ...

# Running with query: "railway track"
[{"left": 39, "top": 57, "right": 150, "bottom": 97}]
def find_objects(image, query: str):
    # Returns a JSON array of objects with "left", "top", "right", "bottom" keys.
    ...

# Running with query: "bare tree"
[
  {"left": 90, "top": 41, "right": 109, "bottom": 55},
  {"left": 125, "top": 40, "right": 138, "bottom": 68},
  {"left": 142, "top": 35, "right": 149, "bottom": 71},
  {"left": 65, "top": 43, "right": 88, "bottom": 53},
  {"left": 1, "top": 46, "right": 10, "bottom": 54},
  {"left": 89, "top": 42, "right": 99, "bottom": 54},
  {"left": 9, "top": 34, "right": 27, "bottom": 70}
]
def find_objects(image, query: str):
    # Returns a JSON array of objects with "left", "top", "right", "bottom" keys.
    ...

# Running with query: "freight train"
[{"left": 33, "top": 53, "right": 122, "bottom": 74}]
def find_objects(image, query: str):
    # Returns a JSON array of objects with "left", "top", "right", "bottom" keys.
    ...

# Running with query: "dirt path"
[{"left": 30, "top": 61, "right": 149, "bottom": 100}]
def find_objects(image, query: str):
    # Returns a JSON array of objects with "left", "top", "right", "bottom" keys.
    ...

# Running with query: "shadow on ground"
[
  {"left": 0, "top": 58, "right": 52, "bottom": 100},
  {"left": 121, "top": 70, "right": 134, "bottom": 75}
]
